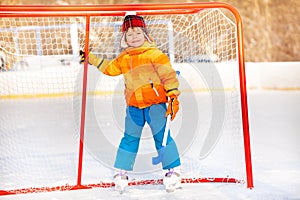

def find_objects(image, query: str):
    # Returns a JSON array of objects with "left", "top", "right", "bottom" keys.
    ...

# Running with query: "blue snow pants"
[{"left": 114, "top": 103, "right": 181, "bottom": 171}]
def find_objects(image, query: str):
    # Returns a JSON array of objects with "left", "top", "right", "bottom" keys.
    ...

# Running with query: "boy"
[{"left": 80, "top": 15, "right": 181, "bottom": 192}]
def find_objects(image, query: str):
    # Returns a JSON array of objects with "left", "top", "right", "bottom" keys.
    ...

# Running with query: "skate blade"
[
  {"left": 114, "top": 179, "right": 128, "bottom": 194},
  {"left": 115, "top": 185, "right": 125, "bottom": 194},
  {"left": 164, "top": 178, "right": 182, "bottom": 193},
  {"left": 165, "top": 184, "right": 182, "bottom": 193}
]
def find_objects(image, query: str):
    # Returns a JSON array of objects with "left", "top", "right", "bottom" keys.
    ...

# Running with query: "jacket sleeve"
[
  {"left": 153, "top": 51, "right": 180, "bottom": 97},
  {"left": 88, "top": 52, "right": 122, "bottom": 76}
]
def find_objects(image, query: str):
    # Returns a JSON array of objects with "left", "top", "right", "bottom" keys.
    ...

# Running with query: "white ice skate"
[
  {"left": 113, "top": 170, "right": 128, "bottom": 194},
  {"left": 163, "top": 167, "right": 182, "bottom": 192}
]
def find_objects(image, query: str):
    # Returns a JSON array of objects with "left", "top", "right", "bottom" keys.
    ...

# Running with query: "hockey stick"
[
  {"left": 152, "top": 70, "right": 179, "bottom": 165},
  {"left": 152, "top": 114, "right": 171, "bottom": 165}
]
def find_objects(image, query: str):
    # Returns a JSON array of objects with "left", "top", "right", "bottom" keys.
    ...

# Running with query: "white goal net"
[{"left": 0, "top": 4, "right": 253, "bottom": 194}]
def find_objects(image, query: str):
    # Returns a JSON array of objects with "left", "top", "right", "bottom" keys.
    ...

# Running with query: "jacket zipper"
[{"left": 150, "top": 79, "right": 159, "bottom": 96}]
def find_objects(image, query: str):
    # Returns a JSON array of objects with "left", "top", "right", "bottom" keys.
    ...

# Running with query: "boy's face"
[{"left": 125, "top": 27, "right": 145, "bottom": 48}]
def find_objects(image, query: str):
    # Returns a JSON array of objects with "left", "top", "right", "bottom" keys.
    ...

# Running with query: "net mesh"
[
  {"left": 87, "top": 9, "right": 236, "bottom": 63},
  {"left": 0, "top": 8, "right": 246, "bottom": 191}
]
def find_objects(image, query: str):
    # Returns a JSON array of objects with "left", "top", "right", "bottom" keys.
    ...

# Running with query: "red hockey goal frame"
[{"left": 0, "top": 2, "right": 253, "bottom": 195}]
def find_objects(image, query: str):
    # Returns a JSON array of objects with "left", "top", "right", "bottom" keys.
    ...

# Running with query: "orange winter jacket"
[{"left": 88, "top": 41, "right": 180, "bottom": 109}]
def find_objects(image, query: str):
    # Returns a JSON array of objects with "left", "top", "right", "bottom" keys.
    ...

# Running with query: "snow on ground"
[{"left": 1, "top": 91, "right": 300, "bottom": 200}]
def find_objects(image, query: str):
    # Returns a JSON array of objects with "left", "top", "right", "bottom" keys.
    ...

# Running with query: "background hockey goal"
[{"left": 0, "top": 2, "right": 253, "bottom": 195}]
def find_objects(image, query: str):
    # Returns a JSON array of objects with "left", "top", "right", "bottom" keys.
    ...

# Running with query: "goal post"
[{"left": 0, "top": 2, "right": 253, "bottom": 195}]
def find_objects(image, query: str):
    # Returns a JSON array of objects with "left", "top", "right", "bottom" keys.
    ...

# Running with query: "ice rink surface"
[{"left": 0, "top": 90, "right": 299, "bottom": 200}]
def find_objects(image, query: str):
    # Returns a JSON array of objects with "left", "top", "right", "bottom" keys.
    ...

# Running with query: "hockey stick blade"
[
  {"left": 152, "top": 147, "right": 165, "bottom": 165},
  {"left": 152, "top": 115, "right": 171, "bottom": 165}
]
